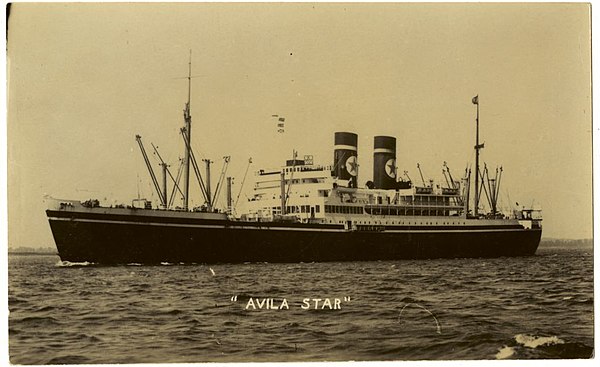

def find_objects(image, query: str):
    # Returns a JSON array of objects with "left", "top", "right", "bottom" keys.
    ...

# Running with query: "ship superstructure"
[{"left": 241, "top": 131, "right": 540, "bottom": 231}]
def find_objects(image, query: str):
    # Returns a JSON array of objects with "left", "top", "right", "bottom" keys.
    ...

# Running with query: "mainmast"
[
  {"left": 182, "top": 50, "right": 192, "bottom": 210},
  {"left": 472, "top": 95, "right": 484, "bottom": 217}
]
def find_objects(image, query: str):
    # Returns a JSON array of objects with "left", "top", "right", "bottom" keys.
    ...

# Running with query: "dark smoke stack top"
[
  {"left": 333, "top": 132, "right": 358, "bottom": 188},
  {"left": 373, "top": 136, "right": 397, "bottom": 189}
]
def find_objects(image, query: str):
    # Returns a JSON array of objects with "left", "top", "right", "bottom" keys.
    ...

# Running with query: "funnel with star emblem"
[
  {"left": 333, "top": 132, "right": 358, "bottom": 187},
  {"left": 373, "top": 136, "right": 397, "bottom": 189}
]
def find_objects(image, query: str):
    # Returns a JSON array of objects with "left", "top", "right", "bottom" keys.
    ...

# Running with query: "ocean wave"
[
  {"left": 156, "top": 308, "right": 183, "bottom": 315},
  {"left": 46, "top": 355, "right": 91, "bottom": 364},
  {"left": 17, "top": 316, "right": 61, "bottom": 325},
  {"left": 495, "top": 346, "right": 515, "bottom": 359},
  {"left": 37, "top": 305, "right": 74, "bottom": 313},
  {"left": 515, "top": 334, "right": 564, "bottom": 348},
  {"left": 55, "top": 260, "right": 94, "bottom": 267},
  {"left": 8, "top": 296, "right": 27, "bottom": 305},
  {"left": 398, "top": 296, "right": 423, "bottom": 303}
]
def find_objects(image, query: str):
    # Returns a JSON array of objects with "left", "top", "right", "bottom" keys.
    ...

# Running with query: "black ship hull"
[{"left": 47, "top": 209, "right": 541, "bottom": 264}]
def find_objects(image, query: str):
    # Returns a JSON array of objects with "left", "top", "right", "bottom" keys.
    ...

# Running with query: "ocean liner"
[{"left": 45, "top": 64, "right": 542, "bottom": 264}]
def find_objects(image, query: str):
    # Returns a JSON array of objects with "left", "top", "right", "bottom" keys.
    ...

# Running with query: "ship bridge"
[{"left": 244, "top": 156, "right": 336, "bottom": 222}]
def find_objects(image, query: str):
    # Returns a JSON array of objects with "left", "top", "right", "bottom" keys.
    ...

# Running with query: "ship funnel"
[
  {"left": 373, "top": 136, "right": 396, "bottom": 189},
  {"left": 333, "top": 132, "right": 358, "bottom": 188}
]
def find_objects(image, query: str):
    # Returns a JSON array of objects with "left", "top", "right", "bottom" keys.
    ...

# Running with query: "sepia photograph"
[{"left": 5, "top": 2, "right": 594, "bottom": 364}]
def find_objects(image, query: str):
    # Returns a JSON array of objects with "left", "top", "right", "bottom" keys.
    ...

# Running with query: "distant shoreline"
[
  {"left": 538, "top": 238, "right": 593, "bottom": 249},
  {"left": 8, "top": 252, "right": 58, "bottom": 256}
]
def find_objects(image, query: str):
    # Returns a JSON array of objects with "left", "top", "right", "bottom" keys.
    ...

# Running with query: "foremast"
[
  {"left": 472, "top": 94, "right": 484, "bottom": 217},
  {"left": 182, "top": 51, "right": 192, "bottom": 210}
]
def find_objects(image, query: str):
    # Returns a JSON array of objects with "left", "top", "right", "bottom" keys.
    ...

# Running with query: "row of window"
[
  {"left": 366, "top": 208, "right": 457, "bottom": 217},
  {"left": 324, "top": 205, "right": 363, "bottom": 214},
  {"left": 373, "top": 196, "right": 456, "bottom": 205},
  {"left": 283, "top": 165, "right": 331, "bottom": 173},
  {"left": 322, "top": 205, "right": 458, "bottom": 217},
  {"left": 325, "top": 219, "right": 466, "bottom": 225},
  {"left": 400, "top": 196, "right": 453, "bottom": 204},
  {"left": 270, "top": 205, "right": 321, "bottom": 214},
  {"left": 287, "top": 178, "right": 320, "bottom": 184},
  {"left": 262, "top": 205, "right": 458, "bottom": 217}
]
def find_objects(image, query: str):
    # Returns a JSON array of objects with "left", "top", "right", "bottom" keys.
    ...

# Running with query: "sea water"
[{"left": 8, "top": 245, "right": 593, "bottom": 363}]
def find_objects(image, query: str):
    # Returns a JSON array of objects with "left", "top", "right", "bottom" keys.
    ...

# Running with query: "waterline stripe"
[
  {"left": 48, "top": 217, "right": 529, "bottom": 233},
  {"left": 49, "top": 217, "right": 344, "bottom": 232}
]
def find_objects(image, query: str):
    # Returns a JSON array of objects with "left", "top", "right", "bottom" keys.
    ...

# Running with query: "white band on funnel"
[{"left": 334, "top": 144, "right": 357, "bottom": 151}]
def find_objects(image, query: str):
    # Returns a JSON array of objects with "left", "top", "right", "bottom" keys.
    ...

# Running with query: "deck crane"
[
  {"left": 180, "top": 127, "right": 209, "bottom": 206},
  {"left": 416, "top": 163, "right": 426, "bottom": 187},
  {"left": 478, "top": 164, "right": 496, "bottom": 214},
  {"left": 463, "top": 167, "right": 472, "bottom": 217},
  {"left": 485, "top": 166, "right": 495, "bottom": 213},
  {"left": 443, "top": 161, "right": 463, "bottom": 206},
  {"left": 203, "top": 159, "right": 213, "bottom": 210},
  {"left": 212, "top": 156, "right": 231, "bottom": 210},
  {"left": 151, "top": 143, "right": 185, "bottom": 209},
  {"left": 494, "top": 166, "right": 503, "bottom": 213},
  {"left": 442, "top": 168, "right": 451, "bottom": 189},
  {"left": 135, "top": 135, "right": 166, "bottom": 207},
  {"left": 168, "top": 159, "right": 184, "bottom": 208},
  {"left": 234, "top": 158, "right": 253, "bottom": 211},
  {"left": 283, "top": 150, "right": 299, "bottom": 214},
  {"left": 484, "top": 165, "right": 503, "bottom": 216},
  {"left": 443, "top": 161, "right": 457, "bottom": 189}
]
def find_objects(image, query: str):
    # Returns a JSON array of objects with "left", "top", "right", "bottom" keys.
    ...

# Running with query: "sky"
[{"left": 6, "top": 2, "right": 592, "bottom": 247}]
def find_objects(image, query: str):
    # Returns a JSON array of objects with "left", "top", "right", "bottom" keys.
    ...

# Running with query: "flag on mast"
[
  {"left": 472, "top": 95, "right": 479, "bottom": 105},
  {"left": 273, "top": 115, "right": 285, "bottom": 133}
]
